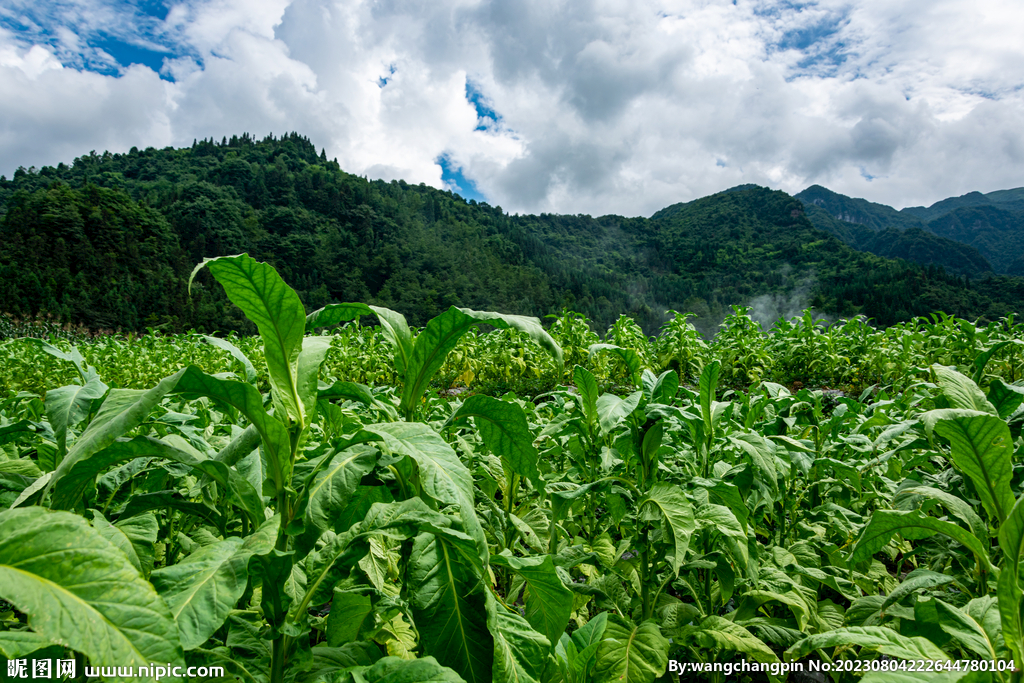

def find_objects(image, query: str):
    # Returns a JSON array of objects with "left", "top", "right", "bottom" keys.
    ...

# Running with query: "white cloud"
[{"left": 1, "top": 0, "right": 1023, "bottom": 215}]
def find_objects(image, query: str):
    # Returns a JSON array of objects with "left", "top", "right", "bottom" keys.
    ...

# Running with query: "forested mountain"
[
  {"left": 1, "top": 133, "right": 1023, "bottom": 336},
  {"left": 797, "top": 185, "right": 1024, "bottom": 277}
]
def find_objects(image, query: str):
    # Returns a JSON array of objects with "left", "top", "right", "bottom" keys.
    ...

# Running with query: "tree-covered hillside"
[
  {"left": 797, "top": 184, "right": 1024, "bottom": 278},
  {"left": 1, "top": 133, "right": 1023, "bottom": 335}
]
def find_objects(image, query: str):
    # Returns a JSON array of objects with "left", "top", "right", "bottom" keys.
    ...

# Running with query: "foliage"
[{"left": 2, "top": 255, "right": 1024, "bottom": 683}]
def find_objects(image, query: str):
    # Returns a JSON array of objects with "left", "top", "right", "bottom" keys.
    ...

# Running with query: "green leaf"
[
  {"left": 337, "top": 656, "right": 468, "bottom": 683},
  {"left": 305, "top": 445, "right": 378, "bottom": 534},
  {"left": 596, "top": 391, "right": 642, "bottom": 436},
  {"left": 298, "top": 642, "right": 381, "bottom": 683},
  {"left": 639, "top": 484, "right": 695, "bottom": 576},
  {"left": 893, "top": 485, "right": 987, "bottom": 544},
  {"left": 573, "top": 365, "right": 599, "bottom": 431},
  {"left": 880, "top": 569, "right": 956, "bottom": 613},
  {"left": 933, "top": 599, "right": 998, "bottom": 660},
  {"left": 675, "top": 616, "right": 779, "bottom": 663},
  {"left": 325, "top": 589, "right": 374, "bottom": 647},
  {"left": 0, "top": 507, "right": 183, "bottom": 672},
  {"left": 400, "top": 307, "right": 561, "bottom": 419},
  {"left": 934, "top": 413, "right": 1015, "bottom": 524},
  {"left": 191, "top": 254, "right": 307, "bottom": 426},
  {"left": 729, "top": 433, "right": 778, "bottom": 499},
  {"left": 997, "top": 495, "right": 1024, "bottom": 667},
  {"left": 199, "top": 335, "right": 258, "bottom": 384},
  {"left": 986, "top": 379, "right": 1024, "bottom": 420},
  {"left": 150, "top": 537, "right": 249, "bottom": 650},
  {"left": 445, "top": 395, "right": 542, "bottom": 491},
  {"left": 699, "top": 360, "right": 721, "bottom": 434},
  {"left": 785, "top": 626, "right": 949, "bottom": 662},
  {"left": 44, "top": 368, "right": 189, "bottom": 500},
  {"left": 932, "top": 364, "right": 996, "bottom": 414},
  {"left": 45, "top": 376, "right": 108, "bottom": 465},
  {"left": 490, "top": 553, "right": 573, "bottom": 648},
  {"left": 695, "top": 504, "right": 748, "bottom": 571},
  {"left": 0, "top": 631, "right": 56, "bottom": 659},
  {"left": 297, "top": 336, "right": 333, "bottom": 428},
  {"left": 91, "top": 509, "right": 145, "bottom": 574},
  {"left": 571, "top": 612, "right": 608, "bottom": 652},
  {"left": 593, "top": 615, "right": 669, "bottom": 683},
  {"left": 409, "top": 532, "right": 492, "bottom": 683},
  {"left": 850, "top": 509, "right": 993, "bottom": 572},
  {"left": 363, "top": 422, "right": 486, "bottom": 565},
  {"left": 487, "top": 593, "right": 550, "bottom": 683},
  {"left": 53, "top": 434, "right": 229, "bottom": 511}
]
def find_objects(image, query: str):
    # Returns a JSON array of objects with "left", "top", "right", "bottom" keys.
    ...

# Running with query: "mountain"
[
  {"left": 2, "top": 134, "right": 1023, "bottom": 336},
  {"left": 796, "top": 185, "right": 1024, "bottom": 277}
]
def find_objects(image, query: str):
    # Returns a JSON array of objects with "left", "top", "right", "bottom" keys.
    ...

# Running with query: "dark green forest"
[{"left": 2, "top": 133, "right": 1023, "bottom": 335}]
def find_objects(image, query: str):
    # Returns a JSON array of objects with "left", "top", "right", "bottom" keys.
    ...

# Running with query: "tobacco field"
[{"left": 1, "top": 254, "right": 1024, "bottom": 683}]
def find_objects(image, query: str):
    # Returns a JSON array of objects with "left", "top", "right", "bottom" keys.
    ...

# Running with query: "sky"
[{"left": 1, "top": 0, "right": 1022, "bottom": 216}]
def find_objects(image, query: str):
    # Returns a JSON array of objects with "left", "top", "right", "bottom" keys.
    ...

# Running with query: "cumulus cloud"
[{"left": 1, "top": 0, "right": 1023, "bottom": 215}]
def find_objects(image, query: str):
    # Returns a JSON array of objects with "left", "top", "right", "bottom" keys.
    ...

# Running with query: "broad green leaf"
[
  {"left": 409, "top": 532, "right": 492, "bottom": 683},
  {"left": 699, "top": 360, "right": 721, "bottom": 434},
  {"left": 53, "top": 434, "right": 229, "bottom": 511},
  {"left": 305, "top": 445, "right": 378, "bottom": 534},
  {"left": 120, "top": 490, "right": 223, "bottom": 527},
  {"left": 199, "top": 335, "right": 258, "bottom": 384},
  {"left": 675, "top": 616, "right": 779, "bottom": 663},
  {"left": 729, "top": 432, "right": 778, "bottom": 498},
  {"left": 596, "top": 391, "right": 642, "bottom": 436},
  {"left": 400, "top": 307, "right": 562, "bottom": 419},
  {"left": 987, "top": 378, "right": 1024, "bottom": 420},
  {"left": 731, "top": 590, "right": 812, "bottom": 632},
  {"left": 571, "top": 611, "right": 608, "bottom": 652},
  {"left": 297, "top": 642, "right": 381, "bottom": 683},
  {"left": 0, "top": 507, "right": 183, "bottom": 674},
  {"left": 172, "top": 366, "right": 291, "bottom": 491},
  {"left": 337, "top": 656, "right": 467, "bottom": 683},
  {"left": 785, "top": 626, "right": 949, "bottom": 662},
  {"left": 325, "top": 589, "right": 374, "bottom": 647},
  {"left": 191, "top": 254, "right": 307, "bottom": 425},
  {"left": 319, "top": 380, "right": 376, "bottom": 407},
  {"left": 932, "top": 364, "right": 996, "bottom": 414},
  {"left": 999, "top": 495, "right": 1024, "bottom": 582},
  {"left": 695, "top": 504, "right": 748, "bottom": 570},
  {"left": 573, "top": 365, "right": 599, "bottom": 430},
  {"left": 997, "top": 495, "right": 1024, "bottom": 667},
  {"left": 44, "top": 367, "right": 190, "bottom": 500},
  {"left": 593, "top": 615, "right": 669, "bottom": 683},
  {"left": 0, "top": 631, "right": 56, "bottom": 659},
  {"left": 997, "top": 562, "right": 1024, "bottom": 671},
  {"left": 933, "top": 599, "right": 998, "bottom": 660},
  {"left": 894, "top": 485, "right": 987, "bottom": 544},
  {"left": 934, "top": 413, "right": 1015, "bottom": 523},
  {"left": 150, "top": 537, "right": 249, "bottom": 650},
  {"left": 45, "top": 376, "right": 108, "bottom": 464},
  {"left": 297, "top": 336, "right": 333, "bottom": 428},
  {"left": 487, "top": 592, "right": 550, "bottom": 683},
  {"left": 490, "top": 553, "right": 573, "bottom": 648},
  {"left": 879, "top": 569, "right": 956, "bottom": 613},
  {"left": 91, "top": 509, "right": 144, "bottom": 574},
  {"left": 850, "top": 509, "right": 993, "bottom": 572},
  {"left": 445, "top": 395, "right": 542, "bottom": 490},
  {"left": 363, "top": 421, "right": 486, "bottom": 565},
  {"left": 639, "top": 483, "right": 695, "bottom": 576},
  {"left": 114, "top": 513, "right": 159, "bottom": 578}
]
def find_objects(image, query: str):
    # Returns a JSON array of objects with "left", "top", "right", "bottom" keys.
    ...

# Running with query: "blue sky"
[{"left": 1, "top": 0, "right": 1023, "bottom": 215}]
